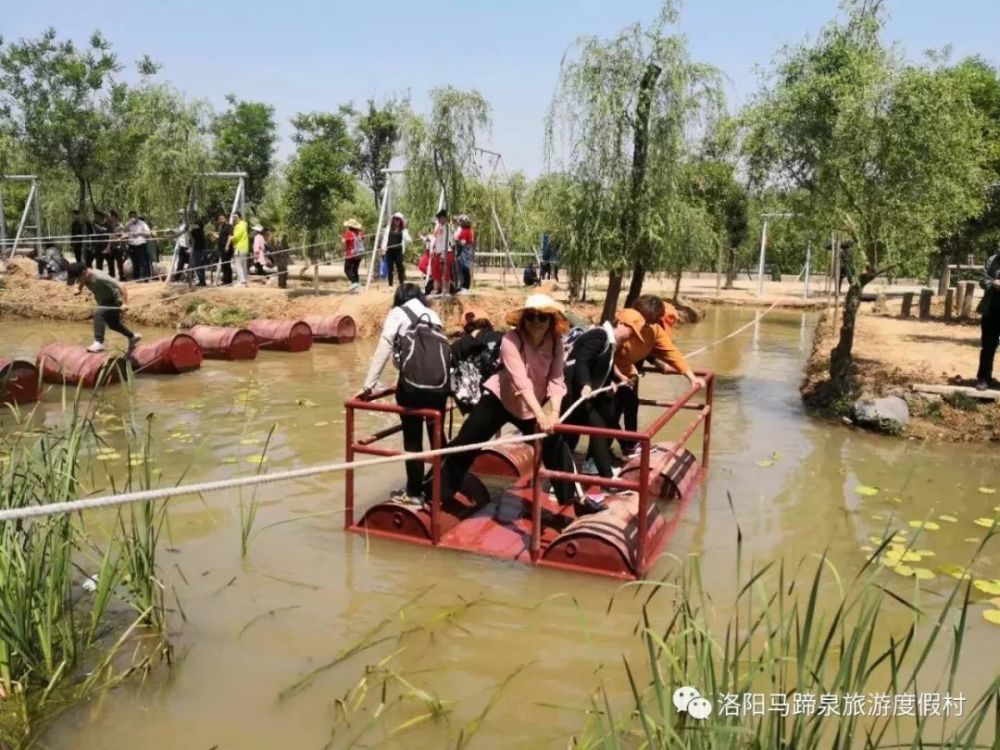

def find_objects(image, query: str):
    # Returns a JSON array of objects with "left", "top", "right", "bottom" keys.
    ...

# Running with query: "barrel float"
[
  {"left": 248, "top": 319, "right": 313, "bottom": 353},
  {"left": 36, "top": 344, "right": 127, "bottom": 388},
  {"left": 470, "top": 443, "right": 535, "bottom": 479},
  {"left": 302, "top": 314, "right": 356, "bottom": 343},
  {"left": 618, "top": 442, "right": 701, "bottom": 501},
  {"left": 187, "top": 325, "right": 258, "bottom": 361},
  {"left": 543, "top": 493, "right": 667, "bottom": 577},
  {"left": 129, "top": 334, "right": 203, "bottom": 375},
  {"left": 357, "top": 474, "right": 489, "bottom": 542},
  {"left": 0, "top": 359, "right": 41, "bottom": 404}
]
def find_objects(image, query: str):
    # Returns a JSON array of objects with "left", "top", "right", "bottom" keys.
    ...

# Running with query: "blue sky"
[{"left": 7, "top": 0, "right": 999, "bottom": 176}]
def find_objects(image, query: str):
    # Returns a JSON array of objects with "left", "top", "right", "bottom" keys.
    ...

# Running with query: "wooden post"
[
  {"left": 960, "top": 281, "right": 976, "bottom": 318},
  {"left": 716, "top": 241, "right": 723, "bottom": 296},
  {"left": 944, "top": 287, "right": 955, "bottom": 320},
  {"left": 938, "top": 263, "right": 951, "bottom": 296},
  {"left": 918, "top": 289, "right": 933, "bottom": 320},
  {"left": 832, "top": 233, "right": 841, "bottom": 331},
  {"left": 900, "top": 292, "right": 914, "bottom": 318},
  {"left": 955, "top": 282, "right": 966, "bottom": 315}
]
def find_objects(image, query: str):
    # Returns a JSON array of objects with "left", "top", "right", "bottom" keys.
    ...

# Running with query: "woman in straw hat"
[
  {"left": 342, "top": 218, "right": 365, "bottom": 291},
  {"left": 440, "top": 293, "right": 598, "bottom": 515}
]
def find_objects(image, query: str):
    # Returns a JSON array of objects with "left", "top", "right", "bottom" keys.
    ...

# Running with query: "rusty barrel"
[
  {"left": 248, "top": 319, "right": 313, "bottom": 353},
  {"left": 302, "top": 314, "right": 356, "bottom": 343},
  {"left": 37, "top": 344, "right": 127, "bottom": 388},
  {"left": 617, "top": 442, "right": 700, "bottom": 501},
  {"left": 470, "top": 442, "right": 535, "bottom": 479},
  {"left": 543, "top": 493, "right": 667, "bottom": 578},
  {"left": 129, "top": 334, "right": 203, "bottom": 375},
  {"left": 0, "top": 359, "right": 41, "bottom": 404},
  {"left": 187, "top": 325, "right": 258, "bottom": 361},
  {"left": 357, "top": 474, "right": 489, "bottom": 541}
]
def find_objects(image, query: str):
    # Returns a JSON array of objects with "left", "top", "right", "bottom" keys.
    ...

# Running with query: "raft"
[
  {"left": 248, "top": 319, "right": 313, "bottom": 353},
  {"left": 301, "top": 314, "right": 356, "bottom": 344},
  {"left": 37, "top": 344, "right": 128, "bottom": 388},
  {"left": 0, "top": 359, "right": 41, "bottom": 404},
  {"left": 187, "top": 325, "right": 259, "bottom": 361},
  {"left": 129, "top": 334, "right": 203, "bottom": 375}
]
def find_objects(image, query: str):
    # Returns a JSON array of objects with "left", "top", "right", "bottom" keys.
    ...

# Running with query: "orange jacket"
[{"left": 613, "top": 323, "right": 691, "bottom": 377}]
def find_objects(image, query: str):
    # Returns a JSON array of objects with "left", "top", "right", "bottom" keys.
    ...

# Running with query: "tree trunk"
[
  {"left": 77, "top": 177, "right": 87, "bottom": 212},
  {"left": 724, "top": 245, "right": 736, "bottom": 289},
  {"left": 673, "top": 269, "right": 683, "bottom": 302},
  {"left": 600, "top": 61, "right": 662, "bottom": 322},
  {"left": 624, "top": 260, "right": 646, "bottom": 308},
  {"left": 569, "top": 266, "right": 583, "bottom": 302},
  {"left": 829, "top": 279, "right": 864, "bottom": 395}
]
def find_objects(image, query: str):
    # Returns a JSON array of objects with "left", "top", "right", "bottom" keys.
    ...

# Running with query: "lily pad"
[
  {"left": 313, "top": 421, "right": 330, "bottom": 427},
  {"left": 911, "top": 568, "right": 935, "bottom": 581},
  {"left": 983, "top": 610, "right": 1000, "bottom": 626},
  {"left": 940, "top": 564, "right": 971, "bottom": 580},
  {"left": 246, "top": 455, "right": 268, "bottom": 466},
  {"left": 908, "top": 520, "right": 940, "bottom": 531},
  {"left": 94, "top": 452, "right": 121, "bottom": 462},
  {"left": 978, "top": 487, "right": 997, "bottom": 495},
  {"left": 871, "top": 514, "right": 885, "bottom": 521},
  {"left": 938, "top": 515, "right": 958, "bottom": 523},
  {"left": 169, "top": 431, "right": 191, "bottom": 440},
  {"left": 972, "top": 580, "right": 1000, "bottom": 596},
  {"left": 755, "top": 459, "right": 775, "bottom": 468},
  {"left": 221, "top": 458, "right": 238, "bottom": 465},
  {"left": 860, "top": 545, "right": 874, "bottom": 553},
  {"left": 964, "top": 537, "right": 981, "bottom": 544},
  {"left": 855, "top": 485, "right": 879, "bottom": 497},
  {"left": 913, "top": 550, "right": 936, "bottom": 558},
  {"left": 894, "top": 565, "right": 915, "bottom": 577},
  {"left": 973, "top": 518, "right": 997, "bottom": 529},
  {"left": 239, "top": 438, "right": 262, "bottom": 446}
]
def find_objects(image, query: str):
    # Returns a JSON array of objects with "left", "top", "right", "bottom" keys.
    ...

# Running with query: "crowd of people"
[{"left": 361, "top": 286, "right": 704, "bottom": 517}]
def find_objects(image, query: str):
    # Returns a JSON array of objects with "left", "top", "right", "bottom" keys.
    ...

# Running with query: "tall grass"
[
  {"left": 0, "top": 393, "right": 172, "bottom": 746},
  {"left": 577, "top": 522, "right": 1000, "bottom": 749}
]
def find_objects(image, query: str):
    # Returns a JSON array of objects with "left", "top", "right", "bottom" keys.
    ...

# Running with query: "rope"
[{"left": 0, "top": 304, "right": 780, "bottom": 522}]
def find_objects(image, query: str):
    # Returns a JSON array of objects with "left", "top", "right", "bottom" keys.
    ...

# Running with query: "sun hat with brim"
[
  {"left": 343, "top": 219, "right": 362, "bottom": 230},
  {"left": 506, "top": 293, "right": 569, "bottom": 336},
  {"left": 614, "top": 308, "right": 646, "bottom": 338},
  {"left": 252, "top": 224, "right": 264, "bottom": 232}
]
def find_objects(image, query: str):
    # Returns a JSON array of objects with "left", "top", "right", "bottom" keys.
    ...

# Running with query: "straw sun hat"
[
  {"left": 343, "top": 218, "right": 362, "bottom": 230},
  {"left": 506, "top": 293, "right": 569, "bottom": 336}
]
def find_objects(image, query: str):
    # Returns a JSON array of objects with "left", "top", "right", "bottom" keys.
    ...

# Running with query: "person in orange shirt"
[{"left": 612, "top": 295, "right": 704, "bottom": 456}]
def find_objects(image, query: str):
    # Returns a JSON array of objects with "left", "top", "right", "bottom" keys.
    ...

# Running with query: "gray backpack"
[{"left": 393, "top": 307, "right": 452, "bottom": 393}]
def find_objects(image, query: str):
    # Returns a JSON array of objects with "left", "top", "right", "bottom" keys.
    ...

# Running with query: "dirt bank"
[
  {"left": 0, "top": 258, "right": 700, "bottom": 339},
  {"left": 803, "top": 302, "right": 999, "bottom": 442}
]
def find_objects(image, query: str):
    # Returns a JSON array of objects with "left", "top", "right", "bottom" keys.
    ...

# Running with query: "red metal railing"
[{"left": 344, "top": 369, "right": 714, "bottom": 576}]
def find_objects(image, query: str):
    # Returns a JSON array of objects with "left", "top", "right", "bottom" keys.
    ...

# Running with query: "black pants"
[
  {"left": 70, "top": 243, "right": 84, "bottom": 265},
  {"left": 459, "top": 263, "right": 472, "bottom": 290},
  {"left": 386, "top": 248, "right": 405, "bottom": 286},
  {"left": 395, "top": 385, "right": 447, "bottom": 497},
  {"left": 563, "top": 393, "right": 616, "bottom": 477},
  {"left": 128, "top": 245, "right": 148, "bottom": 280},
  {"left": 93, "top": 308, "right": 135, "bottom": 344},
  {"left": 219, "top": 249, "right": 233, "bottom": 285},
  {"left": 441, "top": 391, "right": 575, "bottom": 504},
  {"left": 344, "top": 257, "right": 362, "bottom": 284},
  {"left": 172, "top": 248, "right": 190, "bottom": 281},
  {"left": 978, "top": 308, "right": 1000, "bottom": 382},
  {"left": 103, "top": 247, "right": 126, "bottom": 279},
  {"left": 191, "top": 248, "right": 207, "bottom": 286},
  {"left": 84, "top": 245, "right": 99, "bottom": 269},
  {"left": 614, "top": 384, "right": 640, "bottom": 455}
]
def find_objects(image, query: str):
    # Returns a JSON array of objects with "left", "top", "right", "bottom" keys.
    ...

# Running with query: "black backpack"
[{"left": 393, "top": 307, "right": 452, "bottom": 393}]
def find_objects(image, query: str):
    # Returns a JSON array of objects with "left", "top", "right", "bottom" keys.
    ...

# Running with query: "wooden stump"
[
  {"left": 938, "top": 264, "right": 952, "bottom": 296},
  {"left": 955, "top": 282, "right": 966, "bottom": 316},
  {"left": 960, "top": 281, "right": 976, "bottom": 318},
  {"left": 918, "top": 289, "right": 933, "bottom": 320},
  {"left": 944, "top": 287, "right": 955, "bottom": 320},
  {"left": 900, "top": 292, "right": 915, "bottom": 318}
]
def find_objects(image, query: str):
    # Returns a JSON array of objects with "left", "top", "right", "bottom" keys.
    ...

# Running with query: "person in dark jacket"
[
  {"left": 69, "top": 209, "right": 89, "bottom": 265},
  {"left": 189, "top": 215, "right": 208, "bottom": 286},
  {"left": 562, "top": 319, "right": 635, "bottom": 480},
  {"left": 450, "top": 318, "right": 504, "bottom": 414},
  {"left": 523, "top": 261, "right": 540, "bottom": 287},
  {"left": 215, "top": 213, "right": 233, "bottom": 286},
  {"left": 976, "top": 250, "right": 1000, "bottom": 390}
]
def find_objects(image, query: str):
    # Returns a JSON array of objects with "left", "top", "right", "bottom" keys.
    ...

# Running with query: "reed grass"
[{"left": 576, "top": 521, "right": 1000, "bottom": 749}]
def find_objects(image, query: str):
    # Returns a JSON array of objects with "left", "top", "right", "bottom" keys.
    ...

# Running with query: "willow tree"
[
  {"left": 401, "top": 87, "right": 490, "bottom": 228},
  {"left": 744, "top": 0, "right": 991, "bottom": 395},
  {"left": 545, "top": 1, "right": 722, "bottom": 320}
]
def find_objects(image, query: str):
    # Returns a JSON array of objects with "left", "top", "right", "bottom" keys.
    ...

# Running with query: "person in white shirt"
[
  {"left": 360, "top": 283, "right": 445, "bottom": 505},
  {"left": 380, "top": 212, "right": 412, "bottom": 288},
  {"left": 172, "top": 210, "right": 191, "bottom": 282},
  {"left": 430, "top": 208, "right": 454, "bottom": 295},
  {"left": 125, "top": 211, "right": 151, "bottom": 281}
]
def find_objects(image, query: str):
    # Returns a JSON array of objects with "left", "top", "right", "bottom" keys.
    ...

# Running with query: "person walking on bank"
[
  {"left": 342, "top": 219, "right": 365, "bottom": 291},
  {"left": 106, "top": 210, "right": 126, "bottom": 279},
  {"left": 251, "top": 224, "right": 272, "bottom": 276},
  {"left": 66, "top": 262, "right": 142, "bottom": 354},
  {"left": 227, "top": 211, "right": 250, "bottom": 287},
  {"left": 216, "top": 213, "right": 233, "bottom": 286},
  {"left": 125, "top": 211, "right": 151, "bottom": 281},
  {"left": 359, "top": 283, "right": 450, "bottom": 506},
  {"left": 381, "top": 213, "right": 411, "bottom": 288},
  {"left": 171, "top": 210, "right": 192, "bottom": 282},
  {"left": 976, "top": 248, "right": 1000, "bottom": 391},
  {"left": 189, "top": 215, "right": 208, "bottom": 286},
  {"left": 455, "top": 214, "right": 475, "bottom": 292},
  {"left": 69, "top": 209, "right": 89, "bottom": 266}
]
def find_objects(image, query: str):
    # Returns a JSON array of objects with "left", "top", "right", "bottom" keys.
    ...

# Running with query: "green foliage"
[
  {"left": 211, "top": 95, "right": 277, "bottom": 205},
  {"left": 943, "top": 391, "right": 980, "bottom": 412},
  {"left": 345, "top": 98, "right": 402, "bottom": 207},
  {"left": 0, "top": 28, "right": 121, "bottom": 206}
]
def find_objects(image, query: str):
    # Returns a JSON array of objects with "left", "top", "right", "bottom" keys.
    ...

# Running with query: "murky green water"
[{"left": 1, "top": 308, "right": 996, "bottom": 748}]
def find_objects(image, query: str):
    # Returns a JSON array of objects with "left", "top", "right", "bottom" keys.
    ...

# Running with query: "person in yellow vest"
[{"left": 226, "top": 211, "right": 250, "bottom": 287}]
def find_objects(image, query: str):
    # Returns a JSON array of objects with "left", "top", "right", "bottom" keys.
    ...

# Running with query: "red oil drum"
[
  {"left": 187, "top": 325, "right": 258, "bottom": 361},
  {"left": 129, "top": 334, "right": 203, "bottom": 375},
  {"left": 0, "top": 359, "right": 41, "bottom": 404},
  {"left": 302, "top": 314, "right": 356, "bottom": 343},
  {"left": 248, "top": 319, "right": 313, "bottom": 353},
  {"left": 543, "top": 493, "right": 667, "bottom": 578},
  {"left": 356, "top": 474, "right": 489, "bottom": 542},
  {"left": 470, "top": 442, "right": 535, "bottom": 479},
  {"left": 37, "top": 344, "right": 127, "bottom": 388},
  {"left": 617, "top": 442, "right": 701, "bottom": 501}
]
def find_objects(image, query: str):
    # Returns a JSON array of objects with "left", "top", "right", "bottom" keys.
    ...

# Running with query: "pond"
[{"left": 1, "top": 307, "right": 996, "bottom": 748}]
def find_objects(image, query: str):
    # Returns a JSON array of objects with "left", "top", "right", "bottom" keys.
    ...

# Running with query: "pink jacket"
[
  {"left": 484, "top": 330, "right": 567, "bottom": 419},
  {"left": 253, "top": 233, "right": 267, "bottom": 265}
]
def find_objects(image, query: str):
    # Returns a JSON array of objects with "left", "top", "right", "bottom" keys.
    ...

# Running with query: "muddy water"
[{"left": 1, "top": 309, "right": 996, "bottom": 748}]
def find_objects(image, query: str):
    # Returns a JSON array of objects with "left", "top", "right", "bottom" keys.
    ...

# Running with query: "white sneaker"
[{"left": 86, "top": 342, "right": 106, "bottom": 353}]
